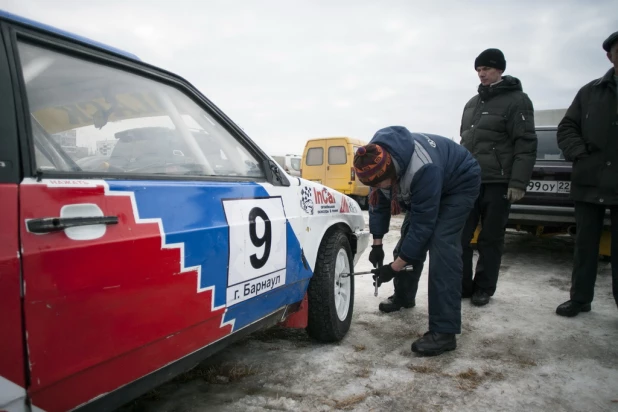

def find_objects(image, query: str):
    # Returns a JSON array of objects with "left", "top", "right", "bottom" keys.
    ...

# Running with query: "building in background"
[
  {"left": 96, "top": 140, "right": 117, "bottom": 156},
  {"left": 534, "top": 109, "right": 567, "bottom": 127},
  {"left": 51, "top": 130, "right": 89, "bottom": 159},
  {"left": 52, "top": 130, "right": 77, "bottom": 146}
]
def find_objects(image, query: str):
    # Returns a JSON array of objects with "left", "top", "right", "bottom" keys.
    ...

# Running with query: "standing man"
[
  {"left": 555, "top": 31, "right": 618, "bottom": 317},
  {"left": 354, "top": 126, "right": 480, "bottom": 356},
  {"left": 460, "top": 48, "right": 538, "bottom": 306}
]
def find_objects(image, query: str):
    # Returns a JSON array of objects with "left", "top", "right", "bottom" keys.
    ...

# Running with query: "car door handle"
[{"left": 27, "top": 216, "right": 119, "bottom": 234}]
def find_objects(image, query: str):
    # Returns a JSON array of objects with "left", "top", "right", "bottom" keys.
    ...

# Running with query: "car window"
[
  {"left": 17, "top": 41, "right": 263, "bottom": 178},
  {"left": 536, "top": 130, "right": 565, "bottom": 161},
  {"left": 306, "top": 148, "right": 323, "bottom": 166},
  {"left": 290, "top": 158, "right": 301, "bottom": 171},
  {"left": 328, "top": 146, "right": 346, "bottom": 165}
]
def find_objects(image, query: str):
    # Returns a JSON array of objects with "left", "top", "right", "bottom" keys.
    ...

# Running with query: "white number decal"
[{"left": 223, "top": 198, "right": 287, "bottom": 306}]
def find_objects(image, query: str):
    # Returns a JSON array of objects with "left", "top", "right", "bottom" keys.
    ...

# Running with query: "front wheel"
[{"left": 306, "top": 230, "right": 354, "bottom": 342}]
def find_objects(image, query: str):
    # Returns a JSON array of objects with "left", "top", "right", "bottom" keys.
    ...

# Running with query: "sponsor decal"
[
  {"left": 314, "top": 187, "right": 338, "bottom": 214},
  {"left": 314, "top": 187, "right": 336, "bottom": 205},
  {"left": 300, "top": 186, "right": 314, "bottom": 214},
  {"left": 340, "top": 196, "right": 359, "bottom": 214},
  {"left": 46, "top": 179, "right": 98, "bottom": 188},
  {"left": 339, "top": 197, "right": 350, "bottom": 213}
]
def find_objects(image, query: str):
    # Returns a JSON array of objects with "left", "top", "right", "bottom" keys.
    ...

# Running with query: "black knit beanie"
[{"left": 474, "top": 48, "right": 506, "bottom": 71}]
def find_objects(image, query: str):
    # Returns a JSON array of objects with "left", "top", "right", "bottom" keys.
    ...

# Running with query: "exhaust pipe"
[{"left": 567, "top": 225, "right": 576, "bottom": 237}]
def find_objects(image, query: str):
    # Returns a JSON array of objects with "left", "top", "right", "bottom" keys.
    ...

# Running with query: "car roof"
[{"left": 0, "top": 9, "right": 140, "bottom": 61}]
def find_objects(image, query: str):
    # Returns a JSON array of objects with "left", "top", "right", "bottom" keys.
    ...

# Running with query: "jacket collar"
[{"left": 594, "top": 68, "right": 617, "bottom": 87}]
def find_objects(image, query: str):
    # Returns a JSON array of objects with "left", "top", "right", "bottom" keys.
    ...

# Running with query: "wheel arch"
[{"left": 319, "top": 222, "right": 357, "bottom": 258}]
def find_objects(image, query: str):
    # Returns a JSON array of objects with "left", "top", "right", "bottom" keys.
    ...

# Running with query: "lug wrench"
[{"left": 340, "top": 265, "right": 415, "bottom": 297}]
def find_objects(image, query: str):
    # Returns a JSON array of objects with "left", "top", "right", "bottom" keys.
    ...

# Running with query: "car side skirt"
[{"left": 76, "top": 307, "right": 289, "bottom": 412}]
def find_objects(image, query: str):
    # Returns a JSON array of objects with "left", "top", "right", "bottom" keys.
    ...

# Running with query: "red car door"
[{"left": 0, "top": 28, "right": 28, "bottom": 412}]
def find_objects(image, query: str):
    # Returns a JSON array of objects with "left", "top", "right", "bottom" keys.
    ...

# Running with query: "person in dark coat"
[
  {"left": 353, "top": 126, "right": 480, "bottom": 356},
  {"left": 459, "top": 48, "right": 538, "bottom": 307},
  {"left": 555, "top": 31, "right": 618, "bottom": 317}
]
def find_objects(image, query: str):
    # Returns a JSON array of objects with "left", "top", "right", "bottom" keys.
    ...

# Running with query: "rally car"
[{"left": 0, "top": 10, "right": 369, "bottom": 412}]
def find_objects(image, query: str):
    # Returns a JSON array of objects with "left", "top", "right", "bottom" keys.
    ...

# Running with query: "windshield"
[
  {"left": 18, "top": 41, "right": 264, "bottom": 178},
  {"left": 536, "top": 130, "right": 565, "bottom": 161}
]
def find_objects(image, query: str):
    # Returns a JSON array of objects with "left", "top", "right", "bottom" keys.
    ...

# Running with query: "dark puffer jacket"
[
  {"left": 459, "top": 75, "right": 538, "bottom": 190},
  {"left": 368, "top": 127, "right": 480, "bottom": 262},
  {"left": 557, "top": 68, "right": 618, "bottom": 205}
]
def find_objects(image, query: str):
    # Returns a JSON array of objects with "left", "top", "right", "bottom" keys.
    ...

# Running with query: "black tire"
[{"left": 306, "top": 230, "right": 354, "bottom": 342}]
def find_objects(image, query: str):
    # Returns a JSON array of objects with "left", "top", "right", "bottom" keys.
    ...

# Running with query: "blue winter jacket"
[{"left": 368, "top": 126, "right": 480, "bottom": 262}]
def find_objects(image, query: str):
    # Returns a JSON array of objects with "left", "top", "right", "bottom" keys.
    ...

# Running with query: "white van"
[{"left": 272, "top": 154, "right": 302, "bottom": 177}]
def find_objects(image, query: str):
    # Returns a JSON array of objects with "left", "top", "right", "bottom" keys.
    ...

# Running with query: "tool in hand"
[
  {"left": 340, "top": 265, "right": 415, "bottom": 297},
  {"left": 375, "top": 259, "right": 383, "bottom": 297},
  {"left": 340, "top": 265, "right": 415, "bottom": 278}
]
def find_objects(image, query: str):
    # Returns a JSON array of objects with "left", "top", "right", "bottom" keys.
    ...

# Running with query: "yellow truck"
[{"left": 301, "top": 137, "right": 370, "bottom": 209}]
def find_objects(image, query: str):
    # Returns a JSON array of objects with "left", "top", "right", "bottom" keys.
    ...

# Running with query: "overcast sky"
[{"left": 3, "top": 0, "right": 617, "bottom": 156}]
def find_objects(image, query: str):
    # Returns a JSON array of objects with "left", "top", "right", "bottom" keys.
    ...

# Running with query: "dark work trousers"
[
  {"left": 461, "top": 183, "right": 511, "bottom": 296},
  {"left": 571, "top": 201, "right": 618, "bottom": 307},
  {"left": 392, "top": 211, "right": 426, "bottom": 305},
  {"left": 393, "top": 180, "right": 480, "bottom": 333}
]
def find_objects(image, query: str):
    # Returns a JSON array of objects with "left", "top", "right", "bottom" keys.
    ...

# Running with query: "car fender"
[{"left": 293, "top": 178, "right": 369, "bottom": 270}]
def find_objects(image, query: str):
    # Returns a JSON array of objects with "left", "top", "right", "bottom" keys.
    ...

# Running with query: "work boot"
[
  {"left": 411, "top": 331, "right": 456, "bottom": 356},
  {"left": 471, "top": 290, "right": 490, "bottom": 306},
  {"left": 378, "top": 297, "right": 415, "bottom": 313},
  {"left": 556, "top": 300, "right": 591, "bottom": 317}
]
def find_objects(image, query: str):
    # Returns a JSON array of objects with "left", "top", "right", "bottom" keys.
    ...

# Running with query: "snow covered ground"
[{"left": 118, "top": 212, "right": 618, "bottom": 412}]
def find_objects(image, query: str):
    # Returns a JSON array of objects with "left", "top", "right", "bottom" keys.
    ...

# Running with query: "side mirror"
[{"left": 262, "top": 159, "right": 290, "bottom": 187}]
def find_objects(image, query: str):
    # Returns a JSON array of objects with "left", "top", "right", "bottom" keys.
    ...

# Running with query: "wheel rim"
[{"left": 334, "top": 248, "right": 351, "bottom": 321}]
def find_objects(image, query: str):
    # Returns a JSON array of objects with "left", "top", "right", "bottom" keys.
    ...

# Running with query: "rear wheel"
[{"left": 306, "top": 230, "right": 354, "bottom": 342}]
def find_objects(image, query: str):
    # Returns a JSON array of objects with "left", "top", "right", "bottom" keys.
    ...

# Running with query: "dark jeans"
[
  {"left": 461, "top": 183, "right": 511, "bottom": 296},
  {"left": 393, "top": 184, "right": 480, "bottom": 334},
  {"left": 570, "top": 201, "right": 618, "bottom": 307}
]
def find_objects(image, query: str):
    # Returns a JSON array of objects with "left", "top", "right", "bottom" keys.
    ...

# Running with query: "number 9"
[{"left": 248, "top": 207, "right": 272, "bottom": 269}]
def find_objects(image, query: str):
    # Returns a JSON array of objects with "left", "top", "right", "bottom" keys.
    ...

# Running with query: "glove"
[
  {"left": 368, "top": 245, "right": 385, "bottom": 268},
  {"left": 372, "top": 264, "right": 398, "bottom": 288},
  {"left": 507, "top": 187, "right": 525, "bottom": 203}
]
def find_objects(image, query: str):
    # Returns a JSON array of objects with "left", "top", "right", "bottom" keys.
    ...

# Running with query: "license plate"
[{"left": 527, "top": 180, "right": 570, "bottom": 193}]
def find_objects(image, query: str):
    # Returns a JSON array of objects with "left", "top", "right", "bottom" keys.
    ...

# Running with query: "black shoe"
[
  {"left": 556, "top": 300, "right": 591, "bottom": 317},
  {"left": 461, "top": 291, "right": 473, "bottom": 299},
  {"left": 387, "top": 294, "right": 395, "bottom": 302},
  {"left": 411, "top": 331, "right": 456, "bottom": 356},
  {"left": 379, "top": 298, "right": 415, "bottom": 313},
  {"left": 471, "top": 290, "right": 490, "bottom": 306}
]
